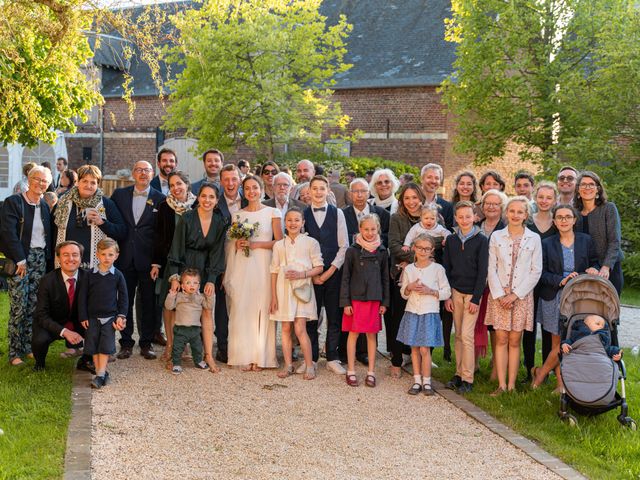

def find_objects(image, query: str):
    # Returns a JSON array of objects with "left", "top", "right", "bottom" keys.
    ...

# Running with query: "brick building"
[{"left": 0, "top": 0, "right": 535, "bottom": 199}]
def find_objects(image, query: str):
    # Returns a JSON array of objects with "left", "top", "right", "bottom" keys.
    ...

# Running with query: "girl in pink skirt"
[{"left": 340, "top": 214, "right": 390, "bottom": 387}]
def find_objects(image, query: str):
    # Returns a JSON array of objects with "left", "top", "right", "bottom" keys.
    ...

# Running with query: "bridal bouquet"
[{"left": 228, "top": 217, "right": 260, "bottom": 257}]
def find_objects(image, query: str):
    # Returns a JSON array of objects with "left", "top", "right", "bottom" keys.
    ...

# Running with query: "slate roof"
[{"left": 98, "top": 0, "right": 456, "bottom": 97}]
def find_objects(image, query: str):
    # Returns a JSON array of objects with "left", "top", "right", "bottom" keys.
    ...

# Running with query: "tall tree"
[
  {"left": 0, "top": 0, "right": 168, "bottom": 147},
  {"left": 440, "top": 0, "right": 640, "bottom": 166},
  {"left": 164, "top": 0, "right": 352, "bottom": 160}
]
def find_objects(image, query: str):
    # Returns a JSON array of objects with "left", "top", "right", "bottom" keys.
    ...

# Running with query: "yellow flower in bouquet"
[{"left": 227, "top": 216, "right": 260, "bottom": 256}]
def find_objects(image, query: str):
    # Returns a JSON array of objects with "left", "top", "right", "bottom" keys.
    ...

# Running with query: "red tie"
[{"left": 67, "top": 278, "right": 76, "bottom": 310}]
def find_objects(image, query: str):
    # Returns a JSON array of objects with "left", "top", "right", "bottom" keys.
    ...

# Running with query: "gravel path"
[
  {"left": 619, "top": 306, "right": 640, "bottom": 348},
  {"left": 92, "top": 352, "right": 560, "bottom": 480}
]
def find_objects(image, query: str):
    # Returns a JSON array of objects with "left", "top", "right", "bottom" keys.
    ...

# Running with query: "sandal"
[
  {"left": 408, "top": 383, "right": 422, "bottom": 395},
  {"left": 303, "top": 366, "right": 316, "bottom": 380},
  {"left": 490, "top": 386, "right": 507, "bottom": 397},
  {"left": 60, "top": 348, "right": 81, "bottom": 359},
  {"left": 10, "top": 357, "right": 24, "bottom": 366},
  {"left": 345, "top": 373, "right": 359, "bottom": 387},
  {"left": 277, "top": 365, "right": 295, "bottom": 379},
  {"left": 530, "top": 366, "right": 540, "bottom": 389},
  {"left": 365, "top": 374, "right": 376, "bottom": 388}
]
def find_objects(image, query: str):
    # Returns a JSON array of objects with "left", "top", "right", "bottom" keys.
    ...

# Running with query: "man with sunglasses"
[{"left": 556, "top": 166, "right": 578, "bottom": 205}]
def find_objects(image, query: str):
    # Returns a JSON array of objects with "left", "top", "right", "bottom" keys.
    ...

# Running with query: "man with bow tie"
[
  {"left": 302, "top": 175, "right": 349, "bottom": 375},
  {"left": 111, "top": 161, "right": 165, "bottom": 360},
  {"left": 150, "top": 148, "right": 178, "bottom": 195}
]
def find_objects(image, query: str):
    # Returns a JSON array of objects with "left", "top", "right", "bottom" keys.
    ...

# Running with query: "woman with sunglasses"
[
  {"left": 531, "top": 204, "right": 599, "bottom": 390},
  {"left": 259, "top": 161, "right": 280, "bottom": 201},
  {"left": 574, "top": 171, "right": 624, "bottom": 296},
  {"left": 369, "top": 169, "right": 400, "bottom": 214}
]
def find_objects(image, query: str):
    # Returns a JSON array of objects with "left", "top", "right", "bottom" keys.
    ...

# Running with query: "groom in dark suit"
[
  {"left": 32, "top": 241, "right": 92, "bottom": 371},
  {"left": 111, "top": 161, "right": 165, "bottom": 360}
]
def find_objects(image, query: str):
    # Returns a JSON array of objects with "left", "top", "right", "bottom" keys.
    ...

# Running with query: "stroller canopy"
[{"left": 559, "top": 274, "right": 620, "bottom": 322}]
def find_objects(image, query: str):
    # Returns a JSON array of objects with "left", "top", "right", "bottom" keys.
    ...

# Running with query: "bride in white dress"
[{"left": 225, "top": 175, "right": 283, "bottom": 370}]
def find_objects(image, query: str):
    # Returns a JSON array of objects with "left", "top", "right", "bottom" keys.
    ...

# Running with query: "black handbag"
[{"left": 0, "top": 199, "right": 25, "bottom": 277}]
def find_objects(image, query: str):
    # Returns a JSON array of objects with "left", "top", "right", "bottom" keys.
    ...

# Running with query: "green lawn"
[
  {"left": 430, "top": 346, "right": 640, "bottom": 479},
  {"left": 0, "top": 293, "right": 75, "bottom": 480},
  {"left": 621, "top": 286, "right": 640, "bottom": 307}
]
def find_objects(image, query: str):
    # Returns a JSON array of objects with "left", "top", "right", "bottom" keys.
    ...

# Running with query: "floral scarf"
[
  {"left": 53, "top": 186, "right": 107, "bottom": 269},
  {"left": 166, "top": 191, "right": 196, "bottom": 215}
]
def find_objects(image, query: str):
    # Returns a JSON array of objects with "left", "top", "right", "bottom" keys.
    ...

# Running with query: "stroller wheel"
[
  {"left": 627, "top": 419, "right": 637, "bottom": 431},
  {"left": 562, "top": 414, "right": 578, "bottom": 428}
]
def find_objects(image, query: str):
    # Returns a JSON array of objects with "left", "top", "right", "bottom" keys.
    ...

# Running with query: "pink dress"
[{"left": 485, "top": 237, "right": 534, "bottom": 332}]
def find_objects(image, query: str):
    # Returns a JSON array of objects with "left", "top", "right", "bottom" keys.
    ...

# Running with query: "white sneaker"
[
  {"left": 296, "top": 361, "right": 317, "bottom": 374},
  {"left": 326, "top": 360, "right": 346, "bottom": 375}
]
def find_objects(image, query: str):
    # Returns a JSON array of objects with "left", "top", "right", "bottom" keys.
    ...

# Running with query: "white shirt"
[
  {"left": 310, "top": 202, "right": 348, "bottom": 269},
  {"left": 132, "top": 187, "right": 150, "bottom": 224},
  {"left": 353, "top": 204, "right": 370, "bottom": 220},
  {"left": 401, "top": 262, "right": 451, "bottom": 314},
  {"left": 160, "top": 177, "right": 170, "bottom": 195},
  {"left": 59, "top": 270, "right": 79, "bottom": 337},
  {"left": 225, "top": 193, "right": 242, "bottom": 218},
  {"left": 23, "top": 194, "right": 46, "bottom": 250}
]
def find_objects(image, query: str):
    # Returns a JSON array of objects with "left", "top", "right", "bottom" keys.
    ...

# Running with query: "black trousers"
[
  {"left": 307, "top": 269, "right": 343, "bottom": 362},
  {"left": 214, "top": 276, "right": 228, "bottom": 354},
  {"left": 387, "top": 281, "right": 406, "bottom": 368},
  {"left": 441, "top": 305, "right": 453, "bottom": 358},
  {"left": 32, "top": 327, "right": 83, "bottom": 369},
  {"left": 120, "top": 268, "right": 156, "bottom": 349}
]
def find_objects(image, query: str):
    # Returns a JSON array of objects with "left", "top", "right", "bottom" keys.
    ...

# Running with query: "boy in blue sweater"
[{"left": 79, "top": 238, "right": 128, "bottom": 389}]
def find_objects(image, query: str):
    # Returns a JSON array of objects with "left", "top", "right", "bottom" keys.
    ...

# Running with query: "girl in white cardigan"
[{"left": 485, "top": 196, "right": 542, "bottom": 395}]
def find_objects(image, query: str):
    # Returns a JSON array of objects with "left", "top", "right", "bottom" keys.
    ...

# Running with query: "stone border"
[
  {"left": 431, "top": 378, "right": 587, "bottom": 480},
  {"left": 63, "top": 370, "right": 92, "bottom": 480}
]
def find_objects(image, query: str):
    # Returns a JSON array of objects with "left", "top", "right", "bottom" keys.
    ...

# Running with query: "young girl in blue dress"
[{"left": 396, "top": 234, "right": 451, "bottom": 396}]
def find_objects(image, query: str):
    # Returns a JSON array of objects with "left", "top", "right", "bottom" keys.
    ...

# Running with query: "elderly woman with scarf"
[
  {"left": 150, "top": 171, "right": 197, "bottom": 362},
  {"left": 369, "top": 169, "right": 400, "bottom": 214},
  {"left": 52, "top": 165, "right": 126, "bottom": 269}
]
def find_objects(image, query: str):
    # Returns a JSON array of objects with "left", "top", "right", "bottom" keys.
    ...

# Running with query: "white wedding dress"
[{"left": 225, "top": 206, "right": 281, "bottom": 368}]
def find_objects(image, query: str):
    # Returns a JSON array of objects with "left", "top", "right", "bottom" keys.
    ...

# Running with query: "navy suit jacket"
[
  {"left": 191, "top": 178, "right": 221, "bottom": 196},
  {"left": 218, "top": 192, "right": 248, "bottom": 222},
  {"left": 538, "top": 232, "right": 600, "bottom": 301},
  {"left": 34, "top": 268, "right": 88, "bottom": 337},
  {"left": 436, "top": 195, "right": 454, "bottom": 232},
  {"left": 110, "top": 185, "right": 165, "bottom": 271},
  {"left": 342, "top": 204, "right": 390, "bottom": 248},
  {"left": 150, "top": 175, "right": 166, "bottom": 194}
]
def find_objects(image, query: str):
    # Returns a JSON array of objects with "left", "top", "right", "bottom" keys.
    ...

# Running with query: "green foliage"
[
  {"left": 441, "top": 0, "right": 640, "bottom": 166},
  {"left": 164, "top": 0, "right": 353, "bottom": 160},
  {"left": 0, "top": 0, "right": 101, "bottom": 147},
  {"left": 429, "top": 343, "right": 640, "bottom": 479},
  {"left": 0, "top": 294, "right": 75, "bottom": 480},
  {"left": 273, "top": 152, "right": 421, "bottom": 179}
]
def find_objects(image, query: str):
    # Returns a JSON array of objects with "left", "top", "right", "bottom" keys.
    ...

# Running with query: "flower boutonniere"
[{"left": 146, "top": 199, "right": 154, "bottom": 207}]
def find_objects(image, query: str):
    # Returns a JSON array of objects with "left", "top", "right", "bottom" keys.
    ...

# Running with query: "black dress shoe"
[
  {"left": 33, "top": 364, "right": 45, "bottom": 372},
  {"left": 215, "top": 350, "right": 228, "bottom": 363},
  {"left": 152, "top": 332, "right": 167, "bottom": 347},
  {"left": 356, "top": 355, "right": 369, "bottom": 366},
  {"left": 140, "top": 346, "right": 157, "bottom": 360},
  {"left": 116, "top": 347, "right": 133, "bottom": 360},
  {"left": 77, "top": 359, "right": 96, "bottom": 375}
]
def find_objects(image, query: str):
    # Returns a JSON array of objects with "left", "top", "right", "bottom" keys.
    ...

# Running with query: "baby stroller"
[{"left": 557, "top": 274, "right": 636, "bottom": 429}]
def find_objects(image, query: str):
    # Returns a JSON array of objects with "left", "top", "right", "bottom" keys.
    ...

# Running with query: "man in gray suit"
[{"left": 328, "top": 170, "right": 351, "bottom": 208}]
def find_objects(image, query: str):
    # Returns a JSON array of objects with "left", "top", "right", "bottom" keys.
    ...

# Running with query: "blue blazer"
[
  {"left": 110, "top": 186, "right": 165, "bottom": 271},
  {"left": 150, "top": 175, "right": 163, "bottom": 193},
  {"left": 191, "top": 178, "right": 221, "bottom": 196},
  {"left": 538, "top": 232, "right": 600, "bottom": 301},
  {"left": 217, "top": 192, "right": 248, "bottom": 222}
]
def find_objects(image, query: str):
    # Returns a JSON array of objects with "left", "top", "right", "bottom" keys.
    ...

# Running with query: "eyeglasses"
[
  {"left": 376, "top": 180, "right": 391, "bottom": 186},
  {"left": 133, "top": 168, "right": 153, "bottom": 173},
  {"left": 275, "top": 183, "right": 290, "bottom": 188},
  {"left": 579, "top": 183, "right": 597, "bottom": 190},
  {"left": 484, "top": 202, "right": 501, "bottom": 208},
  {"left": 351, "top": 189, "right": 369, "bottom": 194},
  {"left": 557, "top": 175, "right": 576, "bottom": 182},
  {"left": 414, "top": 246, "right": 433, "bottom": 252},
  {"left": 262, "top": 169, "right": 277, "bottom": 176},
  {"left": 30, "top": 177, "right": 50, "bottom": 184},
  {"left": 554, "top": 215, "right": 575, "bottom": 222}
]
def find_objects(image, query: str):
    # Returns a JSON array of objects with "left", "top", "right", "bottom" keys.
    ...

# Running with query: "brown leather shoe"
[
  {"left": 116, "top": 347, "right": 133, "bottom": 360},
  {"left": 152, "top": 332, "right": 167, "bottom": 347},
  {"left": 140, "top": 346, "right": 157, "bottom": 360}
]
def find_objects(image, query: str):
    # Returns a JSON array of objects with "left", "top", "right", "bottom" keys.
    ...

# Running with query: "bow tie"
[
  {"left": 133, "top": 190, "right": 148, "bottom": 197},
  {"left": 313, "top": 207, "right": 326, "bottom": 212}
]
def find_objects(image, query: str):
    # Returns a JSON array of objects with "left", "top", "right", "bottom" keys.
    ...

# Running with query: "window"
[{"left": 22, "top": 142, "right": 55, "bottom": 166}]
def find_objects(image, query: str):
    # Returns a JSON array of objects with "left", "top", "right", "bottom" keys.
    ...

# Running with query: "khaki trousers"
[{"left": 452, "top": 289, "right": 479, "bottom": 383}]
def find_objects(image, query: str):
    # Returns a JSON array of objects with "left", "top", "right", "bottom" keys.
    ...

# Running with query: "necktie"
[
  {"left": 313, "top": 207, "right": 326, "bottom": 212},
  {"left": 357, "top": 210, "right": 364, "bottom": 220},
  {"left": 67, "top": 278, "right": 76, "bottom": 310}
]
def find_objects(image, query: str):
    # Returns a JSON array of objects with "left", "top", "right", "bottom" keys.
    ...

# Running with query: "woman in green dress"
[{"left": 166, "top": 182, "right": 228, "bottom": 371}]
